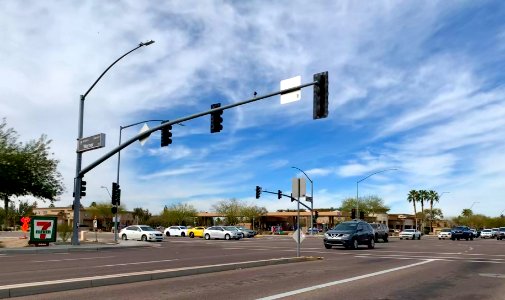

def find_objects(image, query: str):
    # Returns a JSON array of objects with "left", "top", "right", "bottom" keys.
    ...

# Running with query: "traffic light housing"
[
  {"left": 255, "top": 186, "right": 261, "bottom": 199},
  {"left": 210, "top": 103, "right": 223, "bottom": 133},
  {"left": 313, "top": 71, "right": 329, "bottom": 119},
  {"left": 112, "top": 182, "right": 121, "bottom": 206},
  {"left": 290, "top": 193, "right": 295, "bottom": 202},
  {"left": 351, "top": 208, "right": 356, "bottom": 219},
  {"left": 314, "top": 210, "right": 319, "bottom": 220},
  {"left": 160, "top": 120, "right": 172, "bottom": 147},
  {"left": 277, "top": 190, "right": 282, "bottom": 199},
  {"left": 80, "top": 180, "right": 87, "bottom": 197},
  {"left": 111, "top": 206, "right": 117, "bottom": 214},
  {"left": 359, "top": 210, "right": 365, "bottom": 220}
]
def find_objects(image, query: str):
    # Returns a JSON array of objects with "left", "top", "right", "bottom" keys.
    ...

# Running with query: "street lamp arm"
[
  {"left": 82, "top": 41, "right": 155, "bottom": 99},
  {"left": 121, "top": 119, "right": 166, "bottom": 130},
  {"left": 291, "top": 166, "right": 313, "bottom": 184},
  {"left": 358, "top": 168, "right": 398, "bottom": 184}
]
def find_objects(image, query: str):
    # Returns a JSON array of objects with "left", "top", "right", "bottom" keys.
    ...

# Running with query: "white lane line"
[
  {"left": 479, "top": 273, "right": 505, "bottom": 278},
  {"left": 357, "top": 255, "right": 505, "bottom": 264},
  {"left": 257, "top": 259, "right": 434, "bottom": 300},
  {"left": 95, "top": 259, "right": 178, "bottom": 267},
  {"left": 33, "top": 256, "right": 115, "bottom": 263}
]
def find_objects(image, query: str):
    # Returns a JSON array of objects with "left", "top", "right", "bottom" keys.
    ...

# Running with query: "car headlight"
[
  {"left": 341, "top": 234, "right": 350, "bottom": 238},
  {"left": 324, "top": 233, "right": 330, "bottom": 238}
]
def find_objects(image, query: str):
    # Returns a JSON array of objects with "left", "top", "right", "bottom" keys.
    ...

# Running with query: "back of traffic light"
[
  {"left": 210, "top": 103, "right": 223, "bottom": 133},
  {"left": 160, "top": 120, "right": 172, "bottom": 147},
  {"left": 313, "top": 71, "right": 329, "bottom": 119}
]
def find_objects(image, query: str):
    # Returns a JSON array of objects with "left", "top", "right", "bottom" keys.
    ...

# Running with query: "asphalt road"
[{"left": 3, "top": 235, "right": 505, "bottom": 299}]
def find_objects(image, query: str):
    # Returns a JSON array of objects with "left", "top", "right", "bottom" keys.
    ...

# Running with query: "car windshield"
[
  {"left": 454, "top": 227, "right": 466, "bottom": 230},
  {"left": 441, "top": 229, "right": 451, "bottom": 232},
  {"left": 404, "top": 229, "right": 415, "bottom": 232},
  {"left": 333, "top": 223, "right": 358, "bottom": 230},
  {"left": 139, "top": 226, "right": 156, "bottom": 231},
  {"left": 179, "top": 226, "right": 187, "bottom": 229},
  {"left": 370, "top": 224, "right": 378, "bottom": 228},
  {"left": 482, "top": 229, "right": 491, "bottom": 232}
]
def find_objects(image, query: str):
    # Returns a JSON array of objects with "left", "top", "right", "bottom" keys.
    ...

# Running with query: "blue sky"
[{"left": 1, "top": 1, "right": 504, "bottom": 218}]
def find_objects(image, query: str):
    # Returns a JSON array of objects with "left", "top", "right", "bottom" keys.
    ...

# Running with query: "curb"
[
  {"left": 0, "top": 242, "right": 156, "bottom": 254},
  {"left": 0, "top": 256, "right": 321, "bottom": 298}
]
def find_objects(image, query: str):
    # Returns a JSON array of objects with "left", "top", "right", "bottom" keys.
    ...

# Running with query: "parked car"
[
  {"left": 164, "top": 226, "right": 188, "bottom": 237},
  {"left": 306, "top": 227, "right": 320, "bottom": 234},
  {"left": 399, "top": 229, "right": 421, "bottom": 240},
  {"left": 203, "top": 226, "right": 242, "bottom": 240},
  {"left": 235, "top": 226, "right": 256, "bottom": 238},
  {"left": 497, "top": 227, "right": 505, "bottom": 240},
  {"left": 470, "top": 228, "right": 480, "bottom": 238},
  {"left": 187, "top": 226, "right": 206, "bottom": 238},
  {"left": 370, "top": 223, "right": 389, "bottom": 242},
  {"left": 119, "top": 225, "right": 163, "bottom": 242},
  {"left": 323, "top": 220, "right": 375, "bottom": 250},
  {"left": 491, "top": 228, "right": 500, "bottom": 238},
  {"left": 480, "top": 229, "right": 493, "bottom": 239},
  {"left": 451, "top": 226, "right": 474, "bottom": 241},
  {"left": 438, "top": 228, "right": 452, "bottom": 240}
]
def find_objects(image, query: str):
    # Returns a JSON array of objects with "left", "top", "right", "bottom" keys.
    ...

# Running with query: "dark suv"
[
  {"left": 370, "top": 223, "right": 389, "bottom": 242},
  {"left": 324, "top": 220, "right": 375, "bottom": 250},
  {"left": 497, "top": 227, "right": 505, "bottom": 240},
  {"left": 451, "top": 226, "right": 474, "bottom": 241}
]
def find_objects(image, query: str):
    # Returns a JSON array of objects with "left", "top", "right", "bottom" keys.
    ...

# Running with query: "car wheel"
[
  {"left": 121, "top": 234, "right": 127, "bottom": 240},
  {"left": 457, "top": 238, "right": 460, "bottom": 240},
  {"left": 400, "top": 238, "right": 403, "bottom": 240},
  {"left": 451, "top": 238, "right": 455, "bottom": 241},
  {"left": 384, "top": 234, "right": 389, "bottom": 243},
  {"left": 181, "top": 232, "right": 185, "bottom": 237},
  {"left": 205, "top": 233, "right": 211, "bottom": 240},
  {"left": 141, "top": 235, "right": 147, "bottom": 241},
  {"left": 351, "top": 238, "right": 358, "bottom": 250},
  {"left": 439, "top": 238, "right": 441, "bottom": 240},
  {"left": 374, "top": 234, "right": 379, "bottom": 243},
  {"left": 189, "top": 232, "right": 195, "bottom": 238},
  {"left": 368, "top": 238, "right": 375, "bottom": 249},
  {"left": 166, "top": 232, "right": 170, "bottom": 237},
  {"left": 225, "top": 234, "right": 231, "bottom": 240},
  {"left": 418, "top": 235, "right": 421, "bottom": 240},
  {"left": 324, "top": 244, "right": 332, "bottom": 249}
]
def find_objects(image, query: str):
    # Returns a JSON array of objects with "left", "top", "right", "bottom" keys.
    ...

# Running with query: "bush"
[{"left": 58, "top": 223, "right": 73, "bottom": 242}]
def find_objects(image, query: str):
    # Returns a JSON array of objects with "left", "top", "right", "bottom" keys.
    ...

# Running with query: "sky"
[{"left": 1, "top": 1, "right": 504, "bottom": 218}]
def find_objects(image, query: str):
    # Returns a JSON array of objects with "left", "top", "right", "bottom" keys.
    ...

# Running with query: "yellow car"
[{"left": 187, "top": 226, "right": 206, "bottom": 238}]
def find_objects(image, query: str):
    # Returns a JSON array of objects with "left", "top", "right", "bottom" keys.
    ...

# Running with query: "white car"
[
  {"left": 491, "top": 228, "right": 500, "bottom": 238},
  {"left": 119, "top": 225, "right": 163, "bottom": 242},
  {"left": 203, "top": 226, "right": 242, "bottom": 240},
  {"left": 438, "top": 228, "right": 452, "bottom": 240},
  {"left": 399, "top": 229, "right": 422, "bottom": 240},
  {"left": 480, "top": 229, "right": 493, "bottom": 239},
  {"left": 164, "top": 226, "right": 188, "bottom": 237}
]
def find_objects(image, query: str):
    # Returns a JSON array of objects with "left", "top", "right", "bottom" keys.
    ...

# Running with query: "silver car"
[
  {"left": 204, "top": 226, "right": 242, "bottom": 240},
  {"left": 399, "top": 229, "right": 421, "bottom": 240}
]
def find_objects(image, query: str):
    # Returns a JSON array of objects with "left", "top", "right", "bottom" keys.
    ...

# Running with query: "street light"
[
  {"left": 72, "top": 40, "right": 155, "bottom": 245},
  {"left": 291, "top": 166, "right": 313, "bottom": 235},
  {"left": 470, "top": 201, "right": 479, "bottom": 210},
  {"left": 356, "top": 168, "right": 397, "bottom": 217},
  {"left": 100, "top": 186, "right": 112, "bottom": 199}
]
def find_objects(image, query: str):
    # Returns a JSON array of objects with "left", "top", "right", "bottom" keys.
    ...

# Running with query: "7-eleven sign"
[{"left": 29, "top": 216, "right": 58, "bottom": 243}]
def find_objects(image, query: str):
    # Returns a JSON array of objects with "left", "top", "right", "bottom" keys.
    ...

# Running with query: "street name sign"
[
  {"left": 280, "top": 75, "right": 301, "bottom": 104},
  {"left": 77, "top": 133, "right": 106, "bottom": 153}
]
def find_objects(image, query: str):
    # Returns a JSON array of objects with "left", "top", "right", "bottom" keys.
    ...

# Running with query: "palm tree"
[
  {"left": 418, "top": 190, "right": 429, "bottom": 232},
  {"left": 461, "top": 208, "right": 473, "bottom": 218},
  {"left": 407, "top": 190, "right": 419, "bottom": 230},
  {"left": 427, "top": 190, "right": 439, "bottom": 233}
]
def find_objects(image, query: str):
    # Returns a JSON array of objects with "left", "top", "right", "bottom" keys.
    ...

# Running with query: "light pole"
[
  {"left": 100, "top": 186, "right": 112, "bottom": 199},
  {"left": 71, "top": 40, "right": 155, "bottom": 246},
  {"left": 470, "top": 201, "right": 479, "bottom": 210},
  {"left": 292, "top": 166, "right": 313, "bottom": 235},
  {"left": 356, "top": 168, "right": 397, "bottom": 218}
]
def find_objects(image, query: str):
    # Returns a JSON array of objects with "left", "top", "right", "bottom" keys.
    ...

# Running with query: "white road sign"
[
  {"left": 280, "top": 75, "right": 301, "bottom": 104},
  {"left": 292, "top": 177, "right": 306, "bottom": 198},
  {"left": 138, "top": 123, "right": 151, "bottom": 146},
  {"left": 292, "top": 228, "right": 306, "bottom": 243}
]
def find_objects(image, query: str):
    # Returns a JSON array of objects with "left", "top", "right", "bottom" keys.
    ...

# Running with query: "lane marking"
[
  {"left": 257, "top": 259, "right": 434, "bottom": 300},
  {"left": 32, "top": 256, "right": 115, "bottom": 263},
  {"left": 95, "top": 259, "right": 178, "bottom": 267},
  {"left": 479, "top": 273, "right": 505, "bottom": 278},
  {"left": 356, "top": 255, "right": 505, "bottom": 264}
]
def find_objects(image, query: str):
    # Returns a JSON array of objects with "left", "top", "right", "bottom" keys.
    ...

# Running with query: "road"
[{"left": 2, "top": 235, "right": 505, "bottom": 299}]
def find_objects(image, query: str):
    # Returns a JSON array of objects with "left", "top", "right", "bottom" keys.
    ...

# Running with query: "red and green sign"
[{"left": 29, "top": 216, "right": 58, "bottom": 243}]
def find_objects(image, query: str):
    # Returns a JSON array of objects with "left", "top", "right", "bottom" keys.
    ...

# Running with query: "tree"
[
  {"left": 427, "top": 190, "right": 440, "bottom": 233},
  {"left": 87, "top": 202, "right": 126, "bottom": 231},
  {"left": 407, "top": 190, "right": 419, "bottom": 230},
  {"left": 132, "top": 207, "right": 152, "bottom": 224},
  {"left": 339, "top": 196, "right": 390, "bottom": 216},
  {"left": 241, "top": 204, "right": 268, "bottom": 229},
  {"left": 461, "top": 208, "right": 473, "bottom": 218},
  {"left": 159, "top": 203, "right": 197, "bottom": 226},
  {"left": 212, "top": 198, "right": 242, "bottom": 225},
  {"left": 0, "top": 119, "right": 64, "bottom": 228}
]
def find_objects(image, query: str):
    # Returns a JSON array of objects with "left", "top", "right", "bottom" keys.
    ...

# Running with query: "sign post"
[{"left": 93, "top": 217, "right": 98, "bottom": 242}]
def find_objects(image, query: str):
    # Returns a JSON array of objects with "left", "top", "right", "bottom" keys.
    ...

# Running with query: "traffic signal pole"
[{"left": 78, "top": 80, "right": 318, "bottom": 178}]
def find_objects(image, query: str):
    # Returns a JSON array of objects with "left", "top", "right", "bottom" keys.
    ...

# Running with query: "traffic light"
[
  {"left": 160, "top": 120, "right": 172, "bottom": 147},
  {"left": 290, "top": 193, "right": 295, "bottom": 202},
  {"left": 351, "top": 208, "right": 356, "bottom": 219},
  {"left": 255, "top": 186, "right": 261, "bottom": 199},
  {"left": 210, "top": 103, "right": 223, "bottom": 133},
  {"left": 111, "top": 206, "right": 118, "bottom": 214},
  {"left": 359, "top": 211, "right": 365, "bottom": 220},
  {"left": 314, "top": 211, "right": 319, "bottom": 220},
  {"left": 277, "top": 190, "right": 282, "bottom": 199},
  {"left": 112, "top": 182, "right": 120, "bottom": 206},
  {"left": 313, "top": 71, "right": 329, "bottom": 119},
  {"left": 80, "top": 180, "right": 87, "bottom": 197}
]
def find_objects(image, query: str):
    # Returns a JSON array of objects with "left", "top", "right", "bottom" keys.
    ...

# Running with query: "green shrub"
[{"left": 57, "top": 223, "right": 73, "bottom": 242}]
